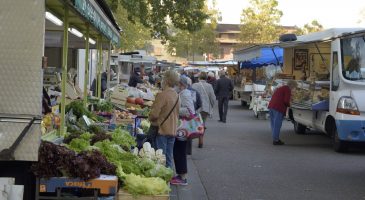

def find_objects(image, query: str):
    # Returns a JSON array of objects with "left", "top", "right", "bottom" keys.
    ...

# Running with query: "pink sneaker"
[{"left": 170, "top": 175, "right": 188, "bottom": 186}]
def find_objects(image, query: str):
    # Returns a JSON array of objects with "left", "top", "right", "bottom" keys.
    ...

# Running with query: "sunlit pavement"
[{"left": 187, "top": 101, "right": 365, "bottom": 200}]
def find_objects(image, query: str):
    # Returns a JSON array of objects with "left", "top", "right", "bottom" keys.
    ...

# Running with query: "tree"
[
  {"left": 114, "top": 6, "right": 152, "bottom": 51},
  {"left": 239, "top": 0, "right": 283, "bottom": 46},
  {"left": 107, "top": 0, "right": 209, "bottom": 41},
  {"left": 167, "top": 25, "right": 219, "bottom": 60},
  {"left": 167, "top": 1, "right": 220, "bottom": 60},
  {"left": 296, "top": 20, "right": 324, "bottom": 35}
]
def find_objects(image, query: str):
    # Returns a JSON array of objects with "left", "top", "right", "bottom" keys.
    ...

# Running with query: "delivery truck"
[{"left": 277, "top": 28, "right": 365, "bottom": 152}]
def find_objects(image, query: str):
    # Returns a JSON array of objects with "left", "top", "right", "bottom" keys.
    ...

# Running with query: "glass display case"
[{"left": 291, "top": 80, "right": 330, "bottom": 110}]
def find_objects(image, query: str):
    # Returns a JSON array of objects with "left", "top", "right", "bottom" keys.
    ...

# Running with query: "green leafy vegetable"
[
  {"left": 124, "top": 173, "right": 170, "bottom": 195},
  {"left": 95, "top": 101, "right": 114, "bottom": 112},
  {"left": 66, "top": 133, "right": 93, "bottom": 153},
  {"left": 111, "top": 128, "right": 136, "bottom": 150}
]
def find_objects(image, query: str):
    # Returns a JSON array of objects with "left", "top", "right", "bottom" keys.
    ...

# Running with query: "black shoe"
[
  {"left": 222, "top": 121, "right": 226, "bottom": 123},
  {"left": 218, "top": 120, "right": 222, "bottom": 122},
  {"left": 198, "top": 144, "right": 203, "bottom": 148},
  {"left": 273, "top": 140, "right": 285, "bottom": 145}
]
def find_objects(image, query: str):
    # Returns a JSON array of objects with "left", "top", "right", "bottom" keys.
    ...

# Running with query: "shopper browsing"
[
  {"left": 171, "top": 76, "right": 195, "bottom": 186},
  {"left": 148, "top": 70, "right": 180, "bottom": 169},
  {"left": 268, "top": 80, "right": 297, "bottom": 145}
]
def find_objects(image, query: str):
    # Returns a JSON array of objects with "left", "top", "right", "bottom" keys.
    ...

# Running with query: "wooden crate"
[{"left": 117, "top": 190, "right": 169, "bottom": 200}]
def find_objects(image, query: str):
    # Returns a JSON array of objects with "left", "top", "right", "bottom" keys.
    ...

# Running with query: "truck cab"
[{"left": 280, "top": 29, "right": 365, "bottom": 152}]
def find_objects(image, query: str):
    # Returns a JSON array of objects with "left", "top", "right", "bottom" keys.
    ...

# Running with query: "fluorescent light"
[
  {"left": 88, "top": 38, "right": 96, "bottom": 45},
  {"left": 68, "top": 28, "right": 83, "bottom": 38},
  {"left": 45, "top": 12, "right": 63, "bottom": 26}
]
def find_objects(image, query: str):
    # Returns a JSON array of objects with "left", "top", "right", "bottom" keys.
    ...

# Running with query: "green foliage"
[
  {"left": 112, "top": 5, "right": 153, "bottom": 51},
  {"left": 167, "top": 2, "right": 220, "bottom": 59},
  {"left": 239, "top": 0, "right": 284, "bottom": 45},
  {"left": 296, "top": 20, "right": 324, "bottom": 35},
  {"left": 168, "top": 24, "right": 219, "bottom": 59},
  {"left": 106, "top": 0, "right": 208, "bottom": 41}
]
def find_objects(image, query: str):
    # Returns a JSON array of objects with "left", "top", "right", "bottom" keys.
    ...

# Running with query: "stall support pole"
[
  {"left": 106, "top": 41, "right": 111, "bottom": 96},
  {"left": 83, "top": 24, "right": 90, "bottom": 107},
  {"left": 60, "top": 6, "right": 69, "bottom": 135},
  {"left": 97, "top": 36, "right": 102, "bottom": 98}
]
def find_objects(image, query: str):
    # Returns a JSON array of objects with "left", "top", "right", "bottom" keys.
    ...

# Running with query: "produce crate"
[
  {"left": 38, "top": 175, "right": 118, "bottom": 195},
  {"left": 117, "top": 190, "right": 169, "bottom": 200}
]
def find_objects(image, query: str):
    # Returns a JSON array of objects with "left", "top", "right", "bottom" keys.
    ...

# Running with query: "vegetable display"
[
  {"left": 38, "top": 85, "right": 171, "bottom": 196},
  {"left": 32, "top": 141, "right": 116, "bottom": 180},
  {"left": 123, "top": 174, "right": 170, "bottom": 196}
]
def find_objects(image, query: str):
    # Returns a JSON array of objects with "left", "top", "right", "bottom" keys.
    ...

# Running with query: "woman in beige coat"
[{"left": 149, "top": 70, "right": 180, "bottom": 169}]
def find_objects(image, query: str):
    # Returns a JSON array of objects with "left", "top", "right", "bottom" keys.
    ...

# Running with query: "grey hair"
[
  {"left": 287, "top": 80, "right": 298, "bottom": 89},
  {"left": 163, "top": 70, "right": 180, "bottom": 87}
]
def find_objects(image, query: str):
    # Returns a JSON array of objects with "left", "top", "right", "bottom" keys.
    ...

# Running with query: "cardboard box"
[
  {"left": 117, "top": 190, "right": 169, "bottom": 200},
  {"left": 39, "top": 175, "right": 118, "bottom": 195}
]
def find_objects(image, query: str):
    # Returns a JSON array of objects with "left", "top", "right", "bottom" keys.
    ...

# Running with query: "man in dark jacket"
[
  {"left": 215, "top": 71, "right": 234, "bottom": 123},
  {"left": 128, "top": 67, "right": 144, "bottom": 87},
  {"left": 91, "top": 72, "right": 108, "bottom": 98}
]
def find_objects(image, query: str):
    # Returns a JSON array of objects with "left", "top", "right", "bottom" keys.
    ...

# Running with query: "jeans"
[
  {"left": 156, "top": 135, "right": 175, "bottom": 169},
  {"left": 218, "top": 96, "right": 229, "bottom": 121},
  {"left": 269, "top": 109, "right": 284, "bottom": 141}
]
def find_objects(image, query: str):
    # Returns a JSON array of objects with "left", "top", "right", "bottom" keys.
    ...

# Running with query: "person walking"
[
  {"left": 171, "top": 76, "right": 195, "bottom": 186},
  {"left": 215, "top": 71, "right": 234, "bottom": 123},
  {"left": 268, "top": 80, "right": 297, "bottom": 145},
  {"left": 148, "top": 70, "right": 180, "bottom": 169},
  {"left": 207, "top": 72, "right": 217, "bottom": 89},
  {"left": 192, "top": 72, "right": 216, "bottom": 148}
]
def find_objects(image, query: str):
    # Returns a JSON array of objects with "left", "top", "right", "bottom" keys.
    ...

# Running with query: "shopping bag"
[{"left": 176, "top": 113, "right": 205, "bottom": 141}]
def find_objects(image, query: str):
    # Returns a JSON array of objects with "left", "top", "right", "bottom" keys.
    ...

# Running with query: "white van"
[{"left": 278, "top": 28, "right": 365, "bottom": 152}]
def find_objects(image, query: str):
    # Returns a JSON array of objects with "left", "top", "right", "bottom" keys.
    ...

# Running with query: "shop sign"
[{"left": 73, "top": 0, "right": 120, "bottom": 45}]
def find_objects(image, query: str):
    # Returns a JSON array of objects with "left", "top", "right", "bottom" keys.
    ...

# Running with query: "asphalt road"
[{"left": 190, "top": 101, "right": 365, "bottom": 200}]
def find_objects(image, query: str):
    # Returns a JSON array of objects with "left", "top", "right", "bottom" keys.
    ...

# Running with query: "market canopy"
[
  {"left": 235, "top": 46, "right": 283, "bottom": 69},
  {"left": 46, "top": 0, "right": 121, "bottom": 47},
  {"left": 188, "top": 60, "right": 237, "bottom": 66}
]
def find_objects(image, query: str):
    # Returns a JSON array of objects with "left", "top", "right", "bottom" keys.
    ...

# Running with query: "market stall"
[
  {"left": 1, "top": 1, "right": 177, "bottom": 200},
  {"left": 233, "top": 46, "right": 283, "bottom": 117}
]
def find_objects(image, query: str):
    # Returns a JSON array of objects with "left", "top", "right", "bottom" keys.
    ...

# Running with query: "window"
[
  {"left": 341, "top": 36, "right": 365, "bottom": 82},
  {"left": 331, "top": 52, "right": 340, "bottom": 91}
]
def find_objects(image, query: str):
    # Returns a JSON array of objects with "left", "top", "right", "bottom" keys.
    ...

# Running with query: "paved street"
[{"left": 188, "top": 101, "right": 365, "bottom": 200}]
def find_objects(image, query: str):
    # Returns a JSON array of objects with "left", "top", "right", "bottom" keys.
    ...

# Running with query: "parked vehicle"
[{"left": 277, "top": 28, "right": 365, "bottom": 152}]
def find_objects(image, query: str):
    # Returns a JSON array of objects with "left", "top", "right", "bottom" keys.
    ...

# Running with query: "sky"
[{"left": 211, "top": 0, "right": 365, "bottom": 28}]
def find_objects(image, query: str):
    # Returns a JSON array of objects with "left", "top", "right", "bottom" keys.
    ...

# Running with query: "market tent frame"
[
  {"left": 46, "top": 0, "right": 121, "bottom": 134},
  {"left": 234, "top": 46, "right": 283, "bottom": 69}
]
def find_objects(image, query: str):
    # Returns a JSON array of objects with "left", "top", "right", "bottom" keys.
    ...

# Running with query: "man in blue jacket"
[{"left": 215, "top": 71, "right": 233, "bottom": 123}]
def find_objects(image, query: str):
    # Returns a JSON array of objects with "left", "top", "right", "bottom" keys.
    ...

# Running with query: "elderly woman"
[
  {"left": 192, "top": 72, "right": 216, "bottom": 148},
  {"left": 171, "top": 76, "right": 195, "bottom": 186},
  {"left": 148, "top": 70, "right": 180, "bottom": 169},
  {"left": 268, "top": 80, "right": 297, "bottom": 145}
]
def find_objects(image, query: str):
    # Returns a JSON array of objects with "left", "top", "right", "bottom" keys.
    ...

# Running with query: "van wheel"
[
  {"left": 294, "top": 122, "right": 306, "bottom": 134},
  {"left": 332, "top": 127, "right": 348, "bottom": 153},
  {"left": 241, "top": 101, "right": 247, "bottom": 107}
]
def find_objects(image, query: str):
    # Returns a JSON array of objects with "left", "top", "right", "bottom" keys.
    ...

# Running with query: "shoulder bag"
[
  {"left": 146, "top": 96, "right": 179, "bottom": 147},
  {"left": 176, "top": 109, "right": 205, "bottom": 141}
]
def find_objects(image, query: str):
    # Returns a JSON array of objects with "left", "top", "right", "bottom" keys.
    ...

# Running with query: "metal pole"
[
  {"left": 83, "top": 24, "right": 90, "bottom": 107},
  {"left": 107, "top": 41, "right": 111, "bottom": 97},
  {"left": 97, "top": 36, "right": 103, "bottom": 98},
  {"left": 60, "top": 6, "right": 69, "bottom": 135}
]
